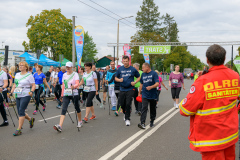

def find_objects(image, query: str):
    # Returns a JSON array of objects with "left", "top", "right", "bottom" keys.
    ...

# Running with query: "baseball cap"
[{"left": 66, "top": 62, "right": 73, "bottom": 67}]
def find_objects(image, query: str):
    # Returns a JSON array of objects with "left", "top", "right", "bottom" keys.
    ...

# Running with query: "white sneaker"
[
  {"left": 174, "top": 101, "right": 176, "bottom": 107},
  {"left": 175, "top": 104, "right": 179, "bottom": 109},
  {"left": 125, "top": 120, "right": 130, "bottom": 126},
  {"left": 77, "top": 121, "right": 83, "bottom": 128},
  {"left": 100, "top": 103, "right": 103, "bottom": 108},
  {"left": 123, "top": 115, "right": 125, "bottom": 121}
]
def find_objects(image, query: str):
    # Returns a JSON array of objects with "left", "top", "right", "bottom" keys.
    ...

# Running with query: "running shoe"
[
  {"left": 175, "top": 104, "right": 179, "bottom": 109},
  {"left": 77, "top": 121, "right": 83, "bottom": 128},
  {"left": 33, "top": 110, "right": 37, "bottom": 115},
  {"left": 138, "top": 111, "right": 141, "bottom": 116},
  {"left": 43, "top": 105, "right": 46, "bottom": 111},
  {"left": 114, "top": 111, "right": 119, "bottom": 116},
  {"left": 111, "top": 106, "right": 116, "bottom": 111},
  {"left": 82, "top": 117, "right": 88, "bottom": 123},
  {"left": 100, "top": 102, "right": 103, "bottom": 108},
  {"left": 29, "top": 118, "right": 35, "bottom": 128},
  {"left": 13, "top": 129, "right": 22, "bottom": 136},
  {"left": 0, "top": 121, "right": 9, "bottom": 127},
  {"left": 103, "top": 101, "right": 106, "bottom": 105},
  {"left": 174, "top": 101, "right": 176, "bottom": 107},
  {"left": 53, "top": 124, "right": 62, "bottom": 132},
  {"left": 80, "top": 100, "right": 83, "bottom": 103},
  {"left": 138, "top": 123, "right": 145, "bottom": 129},
  {"left": 56, "top": 105, "right": 62, "bottom": 109},
  {"left": 90, "top": 115, "right": 96, "bottom": 120},
  {"left": 150, "top": 120, "right": 154, "bottom": 127},
  {"left": 125, "top": 120, "right": 130, "bottom": 126}
]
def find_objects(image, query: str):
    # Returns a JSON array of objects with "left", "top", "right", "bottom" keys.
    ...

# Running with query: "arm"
[
  {"left": 71, "top": 80, "right": 79, "bottom": 90},
  {"left": 115, "top": 77, "right": 123, "bottom": 82},
  {"left": 3, "top": 79, "right": 8, "bottom": 89},
  {"left": 9, "top": 78, "right": 13, "bottom": 87},
  {"left": 79, "top": 79, "right": 84, "bottom": 87},
  {"left": 161, "top": 81, "right": 168, "bottom": 90},
  {"left": 29, "top": 83, "right": 36, "bottom": 97},
  {"left": 146, "top": 82, "right": 159, "bottom": 91},
  {"left": 181, "top": 75, "right": 185, "bottom": 90},
  {"left": 108, "top": 74, "right": 115, "bottom": 84},
  {"left": 43, "top": 78, "right": 51, "bottom": 91},
  {"left": 138, "top": 83, "right": 143, "bottom": 96},
  {"left": 10, "top": 84, "right": 16, "bottom": 94},
  {"left": 94, "top": 78, "right": 98, "bottom": 95}
]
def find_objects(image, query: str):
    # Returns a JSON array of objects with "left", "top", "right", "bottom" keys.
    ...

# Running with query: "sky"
[{"left": 0, "top": 0, "right": 240, "bottom": 65}]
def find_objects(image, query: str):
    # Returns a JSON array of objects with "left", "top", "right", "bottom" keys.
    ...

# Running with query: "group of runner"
[{"left": 0, "top": 56, "right": 187, "bottom": 135}]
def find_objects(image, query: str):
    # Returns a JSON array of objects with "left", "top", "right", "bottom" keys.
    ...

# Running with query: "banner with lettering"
[
  {"left": 234, "top": 57, "right": 240, "bottom": 73},
  {"left": 74, "top": 25, "right": 84, "bottom": 70},
  {"left": 139, "top": 45, "right": 171, "bottom": 54},
  {"left": 123, "top": 44, "right": 131, "bottom": 65},
  {"left": 143, "top": 54, "right": 150, "bottom": 64}
]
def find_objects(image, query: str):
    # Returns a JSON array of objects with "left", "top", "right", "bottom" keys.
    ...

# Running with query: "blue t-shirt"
[
  {"left": 140, "top": 70, "right": 159, "bottom": 99},
  {"left": 58, "top": 71, "right": 66, "bottom": 85},
  {"left": 33, "top": 72, "right": 46, "bottom": 84},
  {"left": 115, "top": 66, "right": 140, "bottom": 91},
  {"left": 32, "top": 67, "right": 36, "bottom": 73}
]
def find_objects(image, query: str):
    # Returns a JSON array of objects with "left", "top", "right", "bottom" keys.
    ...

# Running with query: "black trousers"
[
  {"left": 140, "top": 98, "right": 156, "bottom": 124},
  {"left": 35, "top": 87, "right": 45, "bottom": 110},
  {"left": 118, "top": 90, "right": 134, "bottom": 120},
  {"left": 54, "top": 85, "right": 62, "bottom": 100},
  {"left": 0, "top": 90, "right": 7, "bottom": 121},
  {"left": 171, "top": 87, "right": 181, "bottom": 99},
  {"left": 61, "top": 95, "right": 81, "bottom": 115},
  {"left": 78, "top": 89, "right": 86, "bottom": 101}
]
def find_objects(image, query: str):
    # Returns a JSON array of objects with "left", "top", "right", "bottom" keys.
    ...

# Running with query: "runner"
[
  {"left": 138, "top": 63, "right": 159, "bottom": 129},
  {"left": 0, "top": 66, "right": 9, "bottom": 127},
  {"left": 9, "top": 66, "right": 15, "bottom": 83},
  {"left": 33, "top": 65, "right": 51, "bottom": 115},
  {"left": 78, "top": 67, "right": 86, "bottom": 106},
  {"left": 45, "top": 68, "right": 52, "bottom": 97},
  {"left": 169, "top": 65, "right": 185, "bottom": 109},
  {"left": 79, "top": 62, "right": 98, "bottom": 123},
  {"left": 133, "top": 63, "right": 143, "bottom": 115},
  {"left": 53, "top": 62, "right": 82, "bottom": 132},
  {"left": 155, "top": 70, "right": 168, "bottom": 107},
  {"left": 92, "top": 65, "right": 103, "bottom": 108},
  {"left": 50, "top": 67, "right": 56, "bottom": 96},
  {"left": 102, "top": 66, "right": 109, "bottom": 105},
  {"left": 54, "top": 66, "right": 66, "bottom": 109},
  {"left": 115, "top": 56, "right": 140, "bottom": 126},
  {"left": 32, "top": 63, "right": 37, "bottom": 74},
  {"left": 105, "top": 61, "right": 117, "bottom": 111},
  {"left": 9, "top": 61, "right": 36, "bottom": 136}
]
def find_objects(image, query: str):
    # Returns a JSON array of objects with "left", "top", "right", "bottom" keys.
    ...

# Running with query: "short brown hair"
[
  {"left": 37, "top": 65, "right": 43, "bottom": 71},
  {"left": 110, "top": 61, "right": 115, "bottom": 64},
  {"left": 19, "top": 61, "right": 29, "bottom": 71},
  {"left": 143, "top": 63, "right": 150, "bottom": 68},
  {"left": 122, "top": 56, "right": 129, "bottom": 60}
]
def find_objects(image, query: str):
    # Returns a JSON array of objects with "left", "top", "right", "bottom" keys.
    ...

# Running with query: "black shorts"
[
  {"left": 85, "top": 91, "right": 96, "bottom": 107},
  {"left": 103, "top": 85, "right": 108, "bottom": 92}
]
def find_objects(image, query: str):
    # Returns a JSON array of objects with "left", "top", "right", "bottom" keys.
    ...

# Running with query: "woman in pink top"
[
  {"left": 169, "top": 65, "right": 185, "bottom": 109},
  {"left": 155, "top": 71, "right": 168, "bottom": 107}
]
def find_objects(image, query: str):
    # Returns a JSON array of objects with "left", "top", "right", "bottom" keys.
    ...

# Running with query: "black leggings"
[
  {"left": 85, "top": 91, "right": 96, "bottom": 107},
  {"left": 171, "top": 87, "right": 181, "bottom": 99},
  {"left": 0, "top": 90, "right": 8, "bottom": 121},
  {"left": 54, "top": 85, "right": 62, "bottom": 100},
  {"left": 61, "top": 95, "right": 81, "bottom": 115},
  {"left": 35, "top": 87, "right": 45, "bottom": 110},
  {"left": 95, "top": 94, "right": 101, "bottom": 103},
  {"left": 78, "top": 89, "right": 86, "bottom": 101}
]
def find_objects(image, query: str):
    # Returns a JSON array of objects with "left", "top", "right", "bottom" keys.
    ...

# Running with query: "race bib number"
[
  {"left": 109, "top": 84, "right": 114, "bottom": 89},
  {"left": 35, "top": 85, "right": 39, "bottom": 89},
  {"left": 83, "top": 86, "right": 90, "bottom": 92},
  {"left": 172, "top": 79, "right": 178, "bottom": 84},
  {"left": 14, "top": 87, "right": 23, "bottom": 94},
  {"left": 79, "top": 85, "right": 84, "bottom": 89},
  {"left": 64, "top": 88, "right": 72, "bottom": 96}
]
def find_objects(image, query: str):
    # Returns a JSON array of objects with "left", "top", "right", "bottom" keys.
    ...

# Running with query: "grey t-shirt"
[{"left": 83, "top": 71, "right": 97, "bottom": 92}]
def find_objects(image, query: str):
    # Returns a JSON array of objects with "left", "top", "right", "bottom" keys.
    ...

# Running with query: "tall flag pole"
[{"left": 74, "top": 25, "right": 84, "bottom": 71}]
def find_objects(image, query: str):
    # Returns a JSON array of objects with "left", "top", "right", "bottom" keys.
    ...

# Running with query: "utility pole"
[{"left": 72, "top": 16, "right": 76, "bottom": 66}]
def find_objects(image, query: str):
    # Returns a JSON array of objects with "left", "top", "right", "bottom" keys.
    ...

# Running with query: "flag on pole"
[
  {"left": 123, "top": 44, "right": 131, "bottom": 65},
  {"left": 143, "top": 54, "right": 150, "bottom": 64},
  {"left": 74, "top": 25, "right": 84, "bottom": 71}
]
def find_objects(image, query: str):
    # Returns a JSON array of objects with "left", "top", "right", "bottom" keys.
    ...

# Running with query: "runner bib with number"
[
  {"left": 14, "top": 87, "right": 23, "bottom": 94},
  {"left": 171, "top": 79, "right": 179, "bottom": 88},
  {"left": 79, "top": 85, "right": 84, "bottom": 89},
  {"left": 109, "top": 84, "right": 114, "bottom": 89},
  {"left": 64, "top": 88, "right": 72, "bottom": 96},
  {"left": 83, "top": 86, "right": 91, "bottom": 92},
  {"left": 35, "top": 85, "right": 39, "bottom": 89}
]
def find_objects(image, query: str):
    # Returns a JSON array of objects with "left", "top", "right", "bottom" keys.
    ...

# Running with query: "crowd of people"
[{"left": 0, "top": 44, "right": 239, "bottom": 159}]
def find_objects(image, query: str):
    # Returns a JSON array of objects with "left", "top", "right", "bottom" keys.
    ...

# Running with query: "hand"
[
  {"left": 29, "top": 92, "right": 33, "bottom": 97},
  {"left": 119, "top": 78, "right": 123, "bottom": 82},
  {"left": 138, "top": 93, "right": 141, "bottom": 97},
  {"left": 71, "top": 85, "right": 75, "bottom": 90},
  {"left": 96, "top": 91, "right": 99, "bottom": 95},
  {"left": 165, "top": 87, "right": 168, "bottom": 90},
  {"left": 131, "top": 82, "right": 136, "bottom": 86},
  {"left": 169, "top": 84, "right": 171, "bottom": 87},
  {"left": 60, "top": 97, "right": 63, "bottom": 102},
  {"left": 183, "top": 86, "right": 186, "bottom": 90},
  {"left": 50, "top": 89, "right": 52, "bottom": 93},
  {"left": 0, "top": 88, "right": 2, "bottom": 92},
  {"left": 197, "top": 71, "right": 203, "bottom": 77},
  {"left": 146, "top": 86, "right": 152, "bottom": 91},
  {"left": 7, "top": 93, "right": 11, "bottom": 98}
]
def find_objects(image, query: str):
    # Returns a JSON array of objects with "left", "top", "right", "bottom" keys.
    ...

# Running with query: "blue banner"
[
  {"left": 74, "top": 25, "right": 84, "bottom": 70},
  {"left": 143, "top": 54, "right": 150, "bottom": 64}
]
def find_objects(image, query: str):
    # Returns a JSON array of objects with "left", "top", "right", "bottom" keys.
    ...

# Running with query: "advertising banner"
[
  {"left": 123, "top": 44, "right": 131, "bottom": 65},
  {"left": 143, "top": 54, "right": 150, "bottom": 64},
  {"left": 234, "top": 57, "right": 240, "bottom": 73},
  {"left": 139, "top": 45, "right": 171, "bottom": 54},
  {"left": 74, "top": 25, "right": 84, "bottom": 70}
]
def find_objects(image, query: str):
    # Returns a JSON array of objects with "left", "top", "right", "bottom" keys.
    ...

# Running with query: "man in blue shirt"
[
  {"left": 106, "top": 61, "right": 117, "bottom": 111},
  {"left": 138, "top": 63, "right": 159, "bottom": 129},
  {"left": 54, "top": 66, "right": 66, "bottom": 109},
  {"left": 32, "top": 63, "right": 37, "bottom": 74},
  {"left": 115, "top": 56, "right": 140, "bottom": 126}
]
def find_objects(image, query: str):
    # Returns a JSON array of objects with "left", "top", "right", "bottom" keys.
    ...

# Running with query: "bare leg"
[
  {"left": 103, "top": 92, "right": 106, "bottom": 101},
  {"left": 176, "top": 98, "right": 179, "bottom": 104},
  {"left": 18, "top": 117, "right": 25, "bottom": 130},
  {"left": 77, "top": 112, "right": 81, "bottom": 122},
  {"left": 90, "top": 106, "right": 95, "bottom": 116},
  {"left": 59, "top": 115, "right": 65, "bottom": 127},
  {"left": 85, "top": 107, "right": 91, "bottom": 118}
]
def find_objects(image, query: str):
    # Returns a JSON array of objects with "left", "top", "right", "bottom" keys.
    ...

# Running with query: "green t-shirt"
[
  {"left": 134, "top": 70, "right": 143, "bottom": 88},
  {"left": 194, "top": 74, "right": 198, "bottom": 81}
]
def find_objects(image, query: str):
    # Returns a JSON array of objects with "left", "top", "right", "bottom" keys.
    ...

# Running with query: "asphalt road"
[{"left": 0, "top": 79, "right": 239, "bottom": 160}]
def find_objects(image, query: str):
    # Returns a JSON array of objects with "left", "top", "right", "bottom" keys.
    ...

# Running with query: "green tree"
[
  {"left": 136, "top": 0, "right": 161, "bottom": 33},
  {"left": 81, "top": 31, "right": 98, "bottom": 63},
  {"left": 22, "top": 9, "right": 72, "bottom": 61}
]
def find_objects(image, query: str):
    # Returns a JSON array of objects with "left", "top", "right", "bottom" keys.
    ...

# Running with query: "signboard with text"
[{"left": 139, "top": 46, "right": 171, "bottom": 54}]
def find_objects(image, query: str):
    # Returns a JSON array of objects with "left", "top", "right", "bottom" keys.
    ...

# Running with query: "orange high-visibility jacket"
[{"left": 179, "top": 65, "right": 239, "bottom": 152}]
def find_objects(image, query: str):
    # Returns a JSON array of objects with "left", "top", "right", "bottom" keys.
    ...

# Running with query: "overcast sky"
[{"left": 0, "top": 0, "right": 240, "bottom": 64}]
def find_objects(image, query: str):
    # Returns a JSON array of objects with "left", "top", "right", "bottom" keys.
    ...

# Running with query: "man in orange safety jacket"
[{"left": 179, "top": 44, "right": 239, "bottom": 160}]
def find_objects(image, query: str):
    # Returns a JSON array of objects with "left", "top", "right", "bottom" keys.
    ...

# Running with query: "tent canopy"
[
  {"left": 59, "top": 58, "right": 84, "bottom": 67},
  {"left": 39, "top": 54, "right": 60, "bottom": 66},
  {"left": 19, "top": 52, "right": 46, "bottom": 66}
]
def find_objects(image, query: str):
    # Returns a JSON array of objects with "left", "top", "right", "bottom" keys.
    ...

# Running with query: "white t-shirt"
[
  {"left": 62, "top": 72, "right": 79, "bottom": 96},
  {"left": 14, "top": 72, "right": 35, "bottom": 97},
  {"left": 83, "top": 71, "right": 97, "bottom": 92},
  {"left": 51, "top": 71, "right": 55, "bottom": 83},
  {"left": 0, "top": 70, "right": 7, "bottom": 91}
]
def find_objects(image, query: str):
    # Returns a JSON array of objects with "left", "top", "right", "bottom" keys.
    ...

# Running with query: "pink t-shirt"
[
  {"left": 158, "top": 76, "right": 162, "bottom": 90},
  {"left": 62, "top": 72, "right": 79, "bottom": 96}
]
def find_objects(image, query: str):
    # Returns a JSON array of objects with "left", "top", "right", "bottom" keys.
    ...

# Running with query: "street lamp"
[{"left": 117, "top": 16, "right": 133, "bottom": 66}]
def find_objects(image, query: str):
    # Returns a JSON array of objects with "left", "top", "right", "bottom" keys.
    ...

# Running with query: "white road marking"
[
  {"left": 98, "top": 107, "right": 176, "bottom": 160},
  {"left": 114, "top": 109, "right": 179, "bottom": 160},
  {"left": 38, "top": 109, "right": 86, "bottom": 122}
]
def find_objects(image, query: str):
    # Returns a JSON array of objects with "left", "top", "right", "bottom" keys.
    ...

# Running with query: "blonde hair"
[
  {"left": 19, "top": 61, "right": 29, "bottom": 72},
  {"left": 37, "top": 65, "right": 43, "bottom": 71},
  {"left": 10, "top": 66, "right": 15, "bottom": 77}
]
